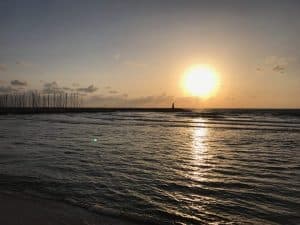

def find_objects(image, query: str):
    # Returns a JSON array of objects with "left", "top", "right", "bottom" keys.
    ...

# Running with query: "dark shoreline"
[
  {"left": 0, "top": 107, "right": 190, "bottom": 115},
  {"left": 0, "top": 107, "right": 299, "bottom": 116},
  {"left": 0, "top": 191, "right": 143, "bottom": 225}
]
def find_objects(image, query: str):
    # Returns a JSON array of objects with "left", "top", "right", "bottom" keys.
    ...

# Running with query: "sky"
[{"left": 0, "top": 0, "right": 299, "bottom": 108}]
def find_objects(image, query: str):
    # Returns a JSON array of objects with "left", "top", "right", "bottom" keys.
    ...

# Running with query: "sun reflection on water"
[
  {"left": 192, "top": 124, "right": 207, "bottom": 159},
  {"left": 189, "top": 118, "right": 210, "bottom": 182}
]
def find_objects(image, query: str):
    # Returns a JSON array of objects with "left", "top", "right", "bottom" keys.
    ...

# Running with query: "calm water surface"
[{"left": 0, "top": 109, "right": 299, "bottom": 224}]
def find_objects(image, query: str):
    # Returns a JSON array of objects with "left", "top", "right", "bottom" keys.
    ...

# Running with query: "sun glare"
[{"left": 183, "top": 65, "right": 219, "bottom": 98}]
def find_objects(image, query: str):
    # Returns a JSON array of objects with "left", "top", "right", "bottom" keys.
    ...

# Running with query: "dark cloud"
[
  {"left": 72, "top": 83, "right": 80, "bottom": 87},
  {"left": 273, "top": 65, "right": 285, "bottom": 73},
  {"left": 43, "top": 81, "right": 64, "bottom": 94},
  {"left": 11, "top": 80, "right": 27, "bottom": 86},
  {"left": 15, "top": 61, "right": 34, "bottom": 67},
  {"left": 62, "top": 87, "right": 74, "bottom": 91},
  {"left": 43, "top": 81, "right": 91, "bottom": 94},
  {"left": 109, "top": 90, "right": 118, "bottom": 94},
  {"left": 0, "top": 64, "right": 7, "bottom": 71},
  {"left": 43, "top": 82, "right": 75, "bottom": 94},
  {"left": 44, "top": 81, "right": 58, "bottom": 89},
  {"left": 263, "top": 56, "right": 296, "bottom": 74},
  {"left": 16, "top": 61, "right": 23, "bottom": 65},
  {"left": 0, "top": 86, "right": 16, "bottom": 93},
  {"left": 77, "top": 85, "right": 98, "bottom": 93}
]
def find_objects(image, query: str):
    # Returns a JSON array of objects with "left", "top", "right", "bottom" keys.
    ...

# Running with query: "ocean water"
[{"left": 0, "top": 109, "right": 299, "bottom": 224}]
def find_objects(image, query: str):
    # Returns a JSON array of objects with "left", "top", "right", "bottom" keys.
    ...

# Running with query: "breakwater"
[{"left": 0, "top": 107, "right": 188, "bottom": 115}]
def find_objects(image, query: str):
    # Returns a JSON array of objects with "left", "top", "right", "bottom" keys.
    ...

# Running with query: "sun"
[{"left": 183, "top": 65, "right": 219, "bottom": 98}]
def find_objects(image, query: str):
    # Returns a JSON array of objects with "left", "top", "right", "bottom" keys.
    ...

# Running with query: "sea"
[{"left": 0, "top": 109, "right": 299, "bottom": 224}]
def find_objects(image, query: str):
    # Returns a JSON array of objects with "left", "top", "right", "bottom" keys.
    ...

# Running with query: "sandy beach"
[{"left": 0, "top": 193, "right": 138, "bottom": 225}]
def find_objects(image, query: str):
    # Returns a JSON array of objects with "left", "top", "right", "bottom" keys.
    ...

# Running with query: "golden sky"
[{"left": 0, "top": 0, "right": 299, "bottom": 108}]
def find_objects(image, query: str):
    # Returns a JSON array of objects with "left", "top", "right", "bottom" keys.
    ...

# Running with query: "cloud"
[
  {"left": 72, "top": 83, "right": 80, "bottom": 87},
  {"left": 0, "top": 64, "right": 7, "bottom": 71},
  {"left": 11, "top": 80, "right": 27, "bottom": 86},
  {"left": 62, "top": 87, "right": 74, "bottom": 91},
  {"left": 86, "top": 94, "right": 174, "bottom": 107},
  {"left": 44, "top": 81, "right": 59, "bottom": 89},
  {"left": 108, "top": 90, "right": 118, "bottom": 94},
  {"left": 16, "top": 61, "right": 34, "bottom": 68},
  {"left": 43, "top": 81, "right": 64, "bottom": 94},
  {"left": 264, "top": 56, "right": 296, "bottom": 74},
  {"left": 43, "top": 82, "right": 97, "bottom": 94},
  {"left": 0, "top": 86, "right": 16, "bottom": 93},
  {"left": 43, "top": 82, "right": 79, "bottom": 94},
  {"left": 272, "top": 65, "right": 285, "bottom": 73},
  {"left": 76, "top": 85, "right": 98, "bottom": 93}
]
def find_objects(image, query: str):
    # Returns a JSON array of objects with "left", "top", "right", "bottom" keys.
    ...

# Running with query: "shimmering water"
[{"left": 0, "top": 109, "right": 299, "bottom": 224}]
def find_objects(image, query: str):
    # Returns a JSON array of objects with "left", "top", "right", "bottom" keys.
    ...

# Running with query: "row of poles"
[{"left": 0, "top": 92, "right": 82, "bottom": 108}]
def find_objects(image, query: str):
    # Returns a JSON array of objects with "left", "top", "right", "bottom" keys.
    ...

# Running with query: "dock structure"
[
  {"left": 0, "top": 92, "right": 81, "bottom": 109},
  {"left": 0, "top": 107, "right": 188, "bottom": 114},
  {"left": 0, "top": 92, "right": 189, "bottom": 114}
]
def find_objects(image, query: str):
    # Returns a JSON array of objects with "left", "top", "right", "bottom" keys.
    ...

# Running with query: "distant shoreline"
[
  {"left": 0, "top": 107, "right": 190, "bottom": 115},
  {"left": 0, "top": 107, "right": 299, "bottom": 115}
]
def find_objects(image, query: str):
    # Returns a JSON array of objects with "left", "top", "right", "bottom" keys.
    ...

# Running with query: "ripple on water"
[{"left": 0, "top": 109, "right": 299, "bottom": 224}]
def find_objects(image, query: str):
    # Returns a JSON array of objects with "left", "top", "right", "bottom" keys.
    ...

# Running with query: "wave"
[
  {"left": 22, "top": 114, "right": 300, "bottom": 133},
  {"left": 1, "top": 110, "right": 299, "bottom": 225}
]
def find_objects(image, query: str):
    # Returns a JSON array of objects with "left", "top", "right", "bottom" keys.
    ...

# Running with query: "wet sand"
[{"left": 0, "top": 193, "right": 138, "bottom": 225}]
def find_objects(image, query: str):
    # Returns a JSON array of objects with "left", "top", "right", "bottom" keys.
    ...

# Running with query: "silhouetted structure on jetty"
[
  {"left": 0, "top": 92, "right": 82, "bottom": 114},
  {"left": 0, "top": 92, "right": 189, "bottom": 114}
]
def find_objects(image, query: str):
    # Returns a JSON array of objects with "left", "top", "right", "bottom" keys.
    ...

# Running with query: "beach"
[{"left": 0, "top": 192, "right": 138, "bottom": 225}]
